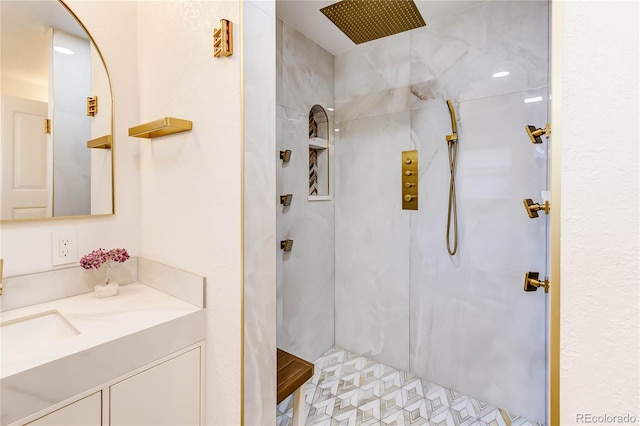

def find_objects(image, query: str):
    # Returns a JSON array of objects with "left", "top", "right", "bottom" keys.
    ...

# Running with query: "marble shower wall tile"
[
  {"left": 335, "top": 32, "right": 410, "bottom": 122},
  {"left": 244, "top": 4, "right": 277, "bottom": 425},
  {"left": 410, "top": 0, "right": 549, "bottom": 110},
  {"left": 276, "top": 20, "right": 335, "bottom": 362},
  {"left": 277, "top": 103, "right": 335, "bottom": 362},
  {"left": 279, "top": 21, "right": 334, "bottom": 115},
  {"left": 334, "top": 112, "right": 411, "bottom": 372},
  {"left": 408, "top": 92, "right": 548, "bottom": 423}
]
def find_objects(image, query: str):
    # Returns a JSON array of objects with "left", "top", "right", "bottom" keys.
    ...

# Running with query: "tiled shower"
[{"left": 277, "top": 1, "right": 549, "bottom": 423}]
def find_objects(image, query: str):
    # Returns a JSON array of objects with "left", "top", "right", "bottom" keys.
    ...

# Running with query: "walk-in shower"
[{"left": 275, "top": 1, "right": 551, "bottom": 424}]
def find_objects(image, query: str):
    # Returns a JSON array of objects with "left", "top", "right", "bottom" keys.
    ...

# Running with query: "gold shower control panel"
[{"left": 402, "top": 150, "right": 418, "bottom": 210}]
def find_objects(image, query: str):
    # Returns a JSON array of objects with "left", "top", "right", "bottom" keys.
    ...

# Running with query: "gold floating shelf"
[
  {"left": 87, "top": 135, "right": 112, "bottom": 149},
  {"left": 128, "top": 117, "right": 192, "bottom": 139}
]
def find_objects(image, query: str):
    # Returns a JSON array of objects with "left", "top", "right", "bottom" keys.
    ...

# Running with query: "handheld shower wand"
[{"left": 445, "top": 99, "right": 459, "bottom": 256}]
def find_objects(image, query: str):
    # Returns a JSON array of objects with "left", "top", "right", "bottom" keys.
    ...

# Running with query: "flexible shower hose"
[
  {"left": 446, "top": 139, "right": 458, "bottom": 255},
  {"left": 445, "top": 99, "right": 459, "bottom": 256}
]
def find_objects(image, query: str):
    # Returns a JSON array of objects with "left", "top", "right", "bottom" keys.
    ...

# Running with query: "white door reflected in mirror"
[{"left": 0, "top": 0, "right": 113, "bottom": 221}]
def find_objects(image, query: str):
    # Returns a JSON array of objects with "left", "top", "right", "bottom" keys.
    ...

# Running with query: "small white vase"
[{"left": 95, "top": 281, "right": 119, "bottom": 298}]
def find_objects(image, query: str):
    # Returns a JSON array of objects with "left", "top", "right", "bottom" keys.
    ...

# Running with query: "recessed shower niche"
[{"left": 308, "top": 104, "right": 330, "bottom": 200}]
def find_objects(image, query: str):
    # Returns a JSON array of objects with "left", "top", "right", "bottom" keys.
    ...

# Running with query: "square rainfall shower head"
[{"left": 320, "top": 0, "right": 426, "bottom": 45}]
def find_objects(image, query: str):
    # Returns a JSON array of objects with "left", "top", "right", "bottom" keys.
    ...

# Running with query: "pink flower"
[
  {"left": 80, "top": 248, "right": 108, "bottom": 270},
  {"left": 80, "top": 248, "right": 129, "bottom": 269},
  {"left": 108, "top": 248, "right": 130, "bottom": 263}
]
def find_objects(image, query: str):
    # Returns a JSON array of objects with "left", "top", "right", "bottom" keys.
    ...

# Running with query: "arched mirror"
[{"left": 1, "top": 0, "right": 113, "bottom": 221}]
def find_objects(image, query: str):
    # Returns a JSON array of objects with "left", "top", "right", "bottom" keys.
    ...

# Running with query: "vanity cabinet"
[
  {"left": 110, "top": 346, "right": 202, "bottom": 425},
  {"left": 26, "top": 392, "right": 102, "bottom": 426},
  {"left": 14, "top": 344, "right": 203, "bottom": 426}
]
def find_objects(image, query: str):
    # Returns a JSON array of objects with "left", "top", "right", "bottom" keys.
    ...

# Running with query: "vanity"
[{"left": 1, "top": 260, "right": 206, "bottom": 426}]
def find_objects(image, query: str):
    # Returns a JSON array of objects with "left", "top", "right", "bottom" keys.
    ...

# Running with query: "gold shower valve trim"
[{"left": 402, "top": 150, "right": 418, "bottom": 210}]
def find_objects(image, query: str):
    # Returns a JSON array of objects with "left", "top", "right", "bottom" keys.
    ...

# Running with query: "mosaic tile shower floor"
[{"left": 276, "top": 347, "right": 543, "bottom": 426}]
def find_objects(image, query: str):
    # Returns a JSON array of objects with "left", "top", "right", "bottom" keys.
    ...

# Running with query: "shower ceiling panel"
[{"left": 320, "top": 0, "right": 426, "bottom": 45}]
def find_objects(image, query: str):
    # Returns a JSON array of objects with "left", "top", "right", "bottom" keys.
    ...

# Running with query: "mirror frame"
[{"left": 1, "top": 0, "right": 115, "bottom": 223}]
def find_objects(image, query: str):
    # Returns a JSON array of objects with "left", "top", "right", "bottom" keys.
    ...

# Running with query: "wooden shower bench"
[{"left": 277, "top": 349, "right": 314, "bottom": 425}]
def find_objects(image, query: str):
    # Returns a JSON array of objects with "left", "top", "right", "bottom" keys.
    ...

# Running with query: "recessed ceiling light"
[
  {"left": 492, "top": 71, "right": 510, "bottom": 78},
  {"left": 524, "top": 96, "right": 543, "bottom": 103},
  {"left": 54, "top": 46, "right": 74, "bottom": 55}
]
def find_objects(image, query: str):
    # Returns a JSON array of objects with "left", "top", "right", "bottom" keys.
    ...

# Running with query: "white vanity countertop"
[{"left": 0, "top": 282, "right": 202, "bottom": 379}]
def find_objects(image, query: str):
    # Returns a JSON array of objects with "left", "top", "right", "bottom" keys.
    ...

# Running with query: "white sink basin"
[{"left": 0, "top": 310, "right": 80, "bottom": 358}]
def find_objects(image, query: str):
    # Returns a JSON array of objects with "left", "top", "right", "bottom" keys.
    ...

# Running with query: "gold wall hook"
[
  {"left": 280, "top": 194, "right": 293, "bottom": 207},
  {"left": 87, "top": 96, "right": 98, "bottom": 116},
  {"left": 280, "top": 150, "right": 292, "bottom": 163},
  {"left": 523, "top": 199, "right": 550, "bottom": 218},
  {"left": 280, "top": 240, "right": 293, "bottom": 252},
  {"left": 524, "top": 271, "right": 549, "bottom": 293},
  {"left": 525, "top": 123, "right": 551, "bottom": 144},
  {"left": 213, "top": 19, "right": 233, "bottom": 58}
]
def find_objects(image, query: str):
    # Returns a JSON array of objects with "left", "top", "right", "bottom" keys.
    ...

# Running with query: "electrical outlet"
[
  {"left": 59, "top": 238, "right": 71, "bottom": 258},
  {"left": 52, "top": 230, "right": 78, "bottom": 265}
]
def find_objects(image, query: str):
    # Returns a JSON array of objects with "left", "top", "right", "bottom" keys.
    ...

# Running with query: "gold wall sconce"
[
  {"left": 525, "top": 123, "right": 551, "bottom": 144},
  {"left": 86, "top": 135, "right": 112, "bottom": 149},
  {"left": 280, "top": 240, "right": 293, "bottom": 252},
  {"left": 213, "top": 19, "right": 233, "bottom": 58},
  {"left": 129, "top": 117, "right": 192, "bottom": 139},
  {"left": 523, "top": 199, "right": 550, "bottom": 218},
  {"left": 280, "top": 194, "right": 293, "bottom": 207},
  {"left": 524, "top": 271, "right": 549, "bottom": 293},
  {"left": 280, "top": 150, "right": 292, "bottom": 163},
  {"left": 87, "top": 96, "right": 98, "bottom": 116}
]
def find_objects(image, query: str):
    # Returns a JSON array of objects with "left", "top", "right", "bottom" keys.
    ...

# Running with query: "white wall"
[
  {"left": 276, "top": 19, "right": 335, "bottom": 363},
  {"left": 135, "top": 2, "right": 242, "bottom": 425},
  {"left": 90, "top": 43, "right": 114, "bottom": 215},
  {"left": 557, "top": 1, "right": 640, "bottom": 424},
  {"left": 0, "top": 1, "right": 140, "bottom": 276}
]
